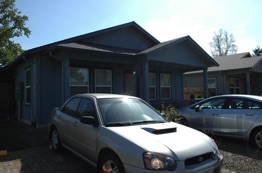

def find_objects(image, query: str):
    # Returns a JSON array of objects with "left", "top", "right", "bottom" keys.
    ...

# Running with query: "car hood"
[{"left": 108, "top": 122, "right": 215, "bottom": 161}]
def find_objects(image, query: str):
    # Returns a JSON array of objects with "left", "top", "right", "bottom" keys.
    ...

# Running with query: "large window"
[
  {"left": 160, "top": 73, "right": 171, "bottom": 99},
  {"left": 208, "top": 78, "right": 217, "bottom": 96},
  {"left": 229, "top": 78, "right": 240, "bottom": 94},
  {"left": 25, "top": 68, "right": 31, "bottom": 104},
  {"left": 95, "top": 69, "right": 112, "bottom": 93},
  {"left": 149, "top": 73, "right": 156, "bottom": 100},
  {"left": 70, "top": 67, "right": 89, "bottom": 96}
]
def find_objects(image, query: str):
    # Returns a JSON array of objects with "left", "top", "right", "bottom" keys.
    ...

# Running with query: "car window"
[
  {"left": 245, "top": 100, "right": 262, "bottom": 109},
  {"left": 228, "top": 99, "right": 243, "bottom": 109},
  {"left": 199, "top": 98, "right": 227, "bottom": 109},
  {"left": 77, "top": 98, "right": 97, "bottom": 118},
  {"left": 61, "top": 97, "right": 81, "bottom": 116},
  {"left": 98, "top": 98, "right": 166, "bottom": 126}
]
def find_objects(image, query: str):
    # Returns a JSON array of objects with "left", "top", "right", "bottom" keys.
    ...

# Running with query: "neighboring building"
[
  {"left": 184, "top": 52, "right": 262, "bottom": 99},
  {"left": 0, "top": 22, "right": 218, "bottom": 126}
]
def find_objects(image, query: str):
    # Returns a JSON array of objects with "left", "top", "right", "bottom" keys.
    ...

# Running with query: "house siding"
[
  {"left": 0, "top": 22, "right": 217, "bottom": 125},
  {"left": 148, "top": 44, "right": 208, "bottom": 68},
  {"left": 84, "top": 26, "right": 155, "bottom": 51}
]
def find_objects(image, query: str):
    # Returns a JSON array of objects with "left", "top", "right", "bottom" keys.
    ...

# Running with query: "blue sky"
[{"left": 14, "top": 0, "right": 262, "bottom": 55}]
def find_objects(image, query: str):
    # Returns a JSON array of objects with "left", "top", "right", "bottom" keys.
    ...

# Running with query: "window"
[
  {"left": 160, "top": 73, "right": 171, "bottom": 99},
  {"left": 149, "top": 73, "right": 156, "bottom": 100},
  {"left": 77, "top": 98, "right": 96, "bottom": 118},
  {"left": 25, "top": 68, "right": 31, "bottom": 104},
  {"left": 229, "top": 78, "right": 240, "bottom": 94},
  {"left": 95, "top": 69, "right": 112, "bottom": 93},
  {"left": 61, "top": 97, "right": 81, "bottom": 117},
  {"left": 208, "top": 78, "right": 217, "bottom": 96},
  {"left": 196, "top": 98, "right": 227, "bottom": 109},
  {"left": 70, "top": 67, "right": 89, "bottom": 96}
]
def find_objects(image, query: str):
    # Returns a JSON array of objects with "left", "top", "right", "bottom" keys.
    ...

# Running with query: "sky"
[{"left": 13, "top": 0, "right": 262, "bottom": 56}]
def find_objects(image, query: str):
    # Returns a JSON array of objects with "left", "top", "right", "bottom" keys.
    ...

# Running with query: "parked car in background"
[
  {"left": 179, "top": 94, "right": 262, "bottom": 148},
  {"left": 48, "top": 93, "right": 223, "bottom": 173}
]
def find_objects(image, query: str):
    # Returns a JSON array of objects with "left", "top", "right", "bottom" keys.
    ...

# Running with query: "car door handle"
[
  {"left": 74, "top": 122, "right": 78, "bottom": 127},
  {"left": 245, "top": 114, "right": 254, "bottom": 116},
  {"left": 212, "top": 114, "right": 219, "bottom": 116}
]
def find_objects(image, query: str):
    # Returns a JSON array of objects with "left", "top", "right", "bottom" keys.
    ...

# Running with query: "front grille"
[{"left": 185, "top": 152, "right": 214, "bottom": 167}]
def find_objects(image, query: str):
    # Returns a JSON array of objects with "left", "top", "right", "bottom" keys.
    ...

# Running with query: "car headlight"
[{"left": 143, "top": 152, "right": 176, "bottom": 171}]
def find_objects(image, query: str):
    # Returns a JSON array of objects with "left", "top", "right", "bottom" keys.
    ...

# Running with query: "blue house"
[{"left": 0, "top": 22, "right": 218, "bottom": 126}]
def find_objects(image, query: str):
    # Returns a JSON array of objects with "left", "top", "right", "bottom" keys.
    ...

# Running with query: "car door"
[
  {"left": 72, "top": 98, "right": 98, "bottom": 162},
  {"left": 218, "top": 98, "right": 262, "bottom": 137},
  {"left": 190, "top": 97, "right": 227, "bottom": 133},
  {"left": 58, "top": 97, "right": 82, "bottom": 148}
]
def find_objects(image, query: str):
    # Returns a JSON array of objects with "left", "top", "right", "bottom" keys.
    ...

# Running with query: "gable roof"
[
  {"left": 185, "top": 52, "right": 262, "bottom": 74},
  {"left": 141, "top": 36, "right": 219, "bottom": 67},
  {"left": 208, "top": 52, "right": 262, "bottom": 72},
  {"left": 7, "top": 21, "right": 159, "bottom": 66}
]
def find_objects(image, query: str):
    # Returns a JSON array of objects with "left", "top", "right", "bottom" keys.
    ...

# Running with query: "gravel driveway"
[{"left": 0, "top": 120, "right": 262, "bottom": 173}]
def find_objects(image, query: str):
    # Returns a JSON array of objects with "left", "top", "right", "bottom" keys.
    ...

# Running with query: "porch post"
[
  {"left": 246, "top": 71, "right": 250, "bottom": 94},
  {"left": 203, "top": 67, "right": 208, "bottom": 98},
  {"left": 63, "top": 57, "right": 70, "bottom": 101},
  {"left": 142, "top": 58, "right": 149, "bottom": 102}
]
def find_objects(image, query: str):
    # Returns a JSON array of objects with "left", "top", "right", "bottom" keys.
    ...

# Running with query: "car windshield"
[{"left": 97, "top": 98, "right": 167, "bottom": 126}]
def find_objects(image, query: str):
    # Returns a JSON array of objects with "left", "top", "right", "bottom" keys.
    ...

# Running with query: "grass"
[{"left": 0, "top": 127, "right": 31, "bottom": 151}]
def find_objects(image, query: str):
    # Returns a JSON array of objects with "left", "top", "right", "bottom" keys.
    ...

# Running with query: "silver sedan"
[
  {"left": 179, "top": 94, "right": 262, "bottom": 148},
  {"left": 48, "top": 93, "right": 223, "bottom": 173}
]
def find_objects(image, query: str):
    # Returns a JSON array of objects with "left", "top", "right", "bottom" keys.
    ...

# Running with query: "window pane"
[
  {"left": 25, "top": 69, "right": 31, "bottom": 86},
  {"left": 208, "top": 78, "right": 216, "bottom": 88},
  {"left": 149, "top": 73, "right": 156, "bottom": 86},
  {"left": 161, "top": 88, "right": 170, "bottom": 99},
  {"left": 70, "top": 68, "right": 89, "bottom": 85},
  {"left": 149, "top": 87, "right": 156, "bottom": 100},
  {"left": 62, "top": 97, "right": 81, "bottom": 116},
  {"left": 96, "top": 69, "right": 112, "bottom": 85},
  {"left": 77, "top": 99, "right": 96, "bottom": 117},
  {"left": 160, "top": 73, "right": 170, "bottom": 86},
  {"left": 25, "top": 88, "right": 31, "bottom": 104}
]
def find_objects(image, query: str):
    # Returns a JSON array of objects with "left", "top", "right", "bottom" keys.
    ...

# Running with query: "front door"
[{"left": 124, "top": 71, "right": 138, "bottom": 96}]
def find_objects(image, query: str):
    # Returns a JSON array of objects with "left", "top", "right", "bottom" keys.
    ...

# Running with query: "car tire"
[
  {"left": 251, "top": 128, "right": 262, "bottom": 148},
  {"left": 50, "top": 127, "right": 62, "bottom": 152},
  {"left": 98, "top": 152, "right": 125, "bottom": 173}
]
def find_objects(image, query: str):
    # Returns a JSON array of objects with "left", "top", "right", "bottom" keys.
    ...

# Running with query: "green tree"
[
  {"left": 209, "top": 29, "right": 238, "bottom": 57},
  {"left": 252, "top": 45, "right": 262, "bottom": 57},
  {"left": 0, "top": 0, "right": 30, "bottom": 66}
]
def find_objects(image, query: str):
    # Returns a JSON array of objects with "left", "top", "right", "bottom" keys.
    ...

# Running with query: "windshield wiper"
[
  {"left": 132, "top": 120, "right": 166, "bottom": 125},
  {"left": 105, "top": 122, "right": 132, "bottom": 127}
]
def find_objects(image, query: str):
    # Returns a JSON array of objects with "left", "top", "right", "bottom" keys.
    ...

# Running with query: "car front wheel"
[
  {"left": 50, "top": 127, "right": 62, "bottom": 152},
  {"left": 252, "top": 128, "right": 262, "bottom": 148},
  {"left": 99, "top": 153, "right": 125, "bottom": 173}
]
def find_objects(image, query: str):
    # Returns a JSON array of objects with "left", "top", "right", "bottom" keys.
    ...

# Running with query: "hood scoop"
[{"left": 142, "top": 126, "right": 177, "bottom": 135}]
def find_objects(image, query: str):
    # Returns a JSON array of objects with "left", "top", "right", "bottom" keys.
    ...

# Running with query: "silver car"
[
  {"left": 179, "top": 94, "right": 262, "bottom": 148},
  {"left": 48, "top": 93, "right": 223, "bottom": 173}
]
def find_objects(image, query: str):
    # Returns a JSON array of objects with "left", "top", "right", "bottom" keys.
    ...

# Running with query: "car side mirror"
[
  {"left": 195, "top": 105, "right": 200, "bottom": 112},
  {"left": 80, "top": 116, "right": 98, "bottom": 126}
]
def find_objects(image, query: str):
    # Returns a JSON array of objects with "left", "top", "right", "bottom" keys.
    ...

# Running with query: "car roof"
[
  {"left": 73, "top": 93, "right": 138, "bottom": 99},
  {"left": 214, "top": 94, "right": 262, "bottom": 101},
  {"left": 191, "top": 94, "right": 262, "bottom": 107}
]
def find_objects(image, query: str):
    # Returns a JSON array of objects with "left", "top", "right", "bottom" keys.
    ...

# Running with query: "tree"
[
  {"left": 0, "top": 0, "right": 30, "bottom": 66},
  {"left": 209, "top": 29, "right": 238, "bottom": 57},
  {"left": 252, "top": 46, "right": 262, "bottom": 57}
]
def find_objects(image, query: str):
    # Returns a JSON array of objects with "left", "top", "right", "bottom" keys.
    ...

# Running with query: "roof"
[
  {"left": 5, "top": 21, "right": 218, "bottom": 68},
  {"left": 185, "top": 52, "right": 262, "bottom": 74},
  {"left": 209, "top": 52, "right": 262, "bottom": 72},
  {"left": 141, "top": 36, "right": 219, "bottom": 67}
]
